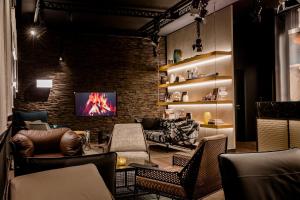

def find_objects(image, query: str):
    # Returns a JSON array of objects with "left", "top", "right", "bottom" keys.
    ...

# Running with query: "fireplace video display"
[{"left": 75, "top": 92, "right": 117, "bottom": 117}]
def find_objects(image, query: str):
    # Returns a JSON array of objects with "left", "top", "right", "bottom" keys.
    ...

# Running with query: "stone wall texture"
[{"left": 15, "top": 31, "right": 166, "bottom": 140}]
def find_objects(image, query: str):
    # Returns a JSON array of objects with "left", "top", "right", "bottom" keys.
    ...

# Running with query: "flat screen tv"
[{"left": 75, "top": 92, "right": 117, "bottom": 117}]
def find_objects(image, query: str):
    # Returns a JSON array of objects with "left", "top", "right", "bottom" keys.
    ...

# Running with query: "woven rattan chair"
[{"left": 134, "top": 134, "right": 227, "bottom": 200}]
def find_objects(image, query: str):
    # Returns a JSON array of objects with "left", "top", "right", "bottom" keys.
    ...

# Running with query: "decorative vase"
[
  {"left": 169, "top": 74, "right": 176, "bottom": 83},
  {"left": 173, "top": 49, "right": 182, "bottom": 63},
  {"left": 182, "top": 92, "right": 189, "bottom": 102},
  {"left": 203, "top": 112, "right": 212, "bottom": 124}
]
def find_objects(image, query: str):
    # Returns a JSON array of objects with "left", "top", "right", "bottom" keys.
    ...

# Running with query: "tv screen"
[{"left": 75, "top": 92, "right": 117, "bottom": 117}]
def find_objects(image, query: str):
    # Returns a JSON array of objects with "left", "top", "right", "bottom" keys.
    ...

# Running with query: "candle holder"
[{"left": 117, "top": 157, "right": 127, "bottom": 166}]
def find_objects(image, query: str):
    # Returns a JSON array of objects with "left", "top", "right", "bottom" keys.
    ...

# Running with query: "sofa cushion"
[
  {"left": 10, "top": 164, "right": 113, "bottom": 200},
  {"left": 12, "top": 110, "right": 48, "bottom": 134},
  {"left": 116, "top": 151, "right": 149, "bottom": 165},
  {"left": 110, "top": 123, "right": 147, "bottom": 152},
  {"left": 141, "top": 118, "right": 161, "bottom": 130},
  {"left": 17, "top": 128, "right": 69, "bottom": 154}
]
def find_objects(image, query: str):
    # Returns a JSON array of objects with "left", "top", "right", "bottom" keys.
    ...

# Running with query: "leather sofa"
[
  {"left": 11, "top": 128, "right": 83, "bottom": 159},
  {"left": 219, "top": 148, "right": 300, "bottom": 200}
]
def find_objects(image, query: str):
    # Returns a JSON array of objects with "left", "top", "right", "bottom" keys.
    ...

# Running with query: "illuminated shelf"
[
  {"left": 157, "top": 100, "right": 233, "bottom": 106},
  {"left": 200, "top": 124, "right": 233, "bottom": 129},
  {"left": 290, "top": 63, "right": 300, "bottom": 68},
  {"left": 159, "top": 51, "right": 232, "bottom": 72},
  {"left": 159, "top": 76, "right": 232, "bottom": 88}
]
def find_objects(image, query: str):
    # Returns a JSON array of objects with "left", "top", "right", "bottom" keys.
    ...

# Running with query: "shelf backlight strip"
[
  {"left": 168, "top": 103, "right": 233, "bottom": 109},
  {"left": 167, "top": 55, "right": 232, "bottom": 73},
  {"left": 168, "top": 79, "right": 232, "bottom": 90}
]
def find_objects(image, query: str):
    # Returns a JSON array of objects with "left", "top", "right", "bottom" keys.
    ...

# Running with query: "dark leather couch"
[
  {"left": 14, "top": 153, "right": 117, "bottom": 195},
  {"left": 11, "top": 128, "right": 83, "bottom": 159},
  {"left": 219, "top": 149, "right": 300, "bottom": 200}
]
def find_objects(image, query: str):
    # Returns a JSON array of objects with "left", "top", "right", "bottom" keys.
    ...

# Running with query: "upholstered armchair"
[
  {"left": 108, "top": 123, "right": 150, "bottom": 164},
  {"left": 11, "top": 128, "right": 83, "bottom": 159},
  {"left": 134, "top": 134, "right": 227, "bottom": 200}
]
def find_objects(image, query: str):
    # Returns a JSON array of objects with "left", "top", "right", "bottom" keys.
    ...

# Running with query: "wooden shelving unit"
[
  {"left": 159, "top": 76, "right": 232, "bottom": 88},
  {"left": 200, "top": 124, "right": 233, "bottom": 129},
  {"left": 158, "top": 50, "right": 235, "bottom": 149},
  {"left": 159, "top": 51, "right": 232, "bottom": 72},
  {"left": 157, "top": 100, "right": 232, "bottom": 106}
]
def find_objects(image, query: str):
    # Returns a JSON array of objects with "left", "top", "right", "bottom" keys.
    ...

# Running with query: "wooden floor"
[{"left": 134, "top": 141, "right": 257, "bottom": 200}]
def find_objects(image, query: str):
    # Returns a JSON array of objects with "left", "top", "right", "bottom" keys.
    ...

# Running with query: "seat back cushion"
[
  {"left": 12, "top": 110, "right": 48, "bottom": 134},
  {"left": 110, "top": 123, "right": 147, "bottom": 152},
  {"left": 219, "top": 148, "right": 300, "bottom": 200},
  {"left": 10, "top": 164, "right": 112, "bottom": 200}
]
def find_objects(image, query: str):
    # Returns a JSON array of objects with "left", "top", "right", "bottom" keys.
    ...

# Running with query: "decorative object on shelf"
[
  {"left": 175, "top": 76, "right": 180, "bottom": 83},
  {"left": 169, "top": 73, "right": 176, "bottom": 83},
  {"left": 202, "top": 92, "right": 213, "bottom": 101},
  {"left": 212, "top": 88, "right": 219, "bottom": 100},
  {"left": 208, "top": 119, "right": 225, "bottom": 125},
  {"left": 83, "top": 130, "right": 91, "bottom": 151},
  {"left": 182, "top": 92, "right": 189, "bottom": 102},
  {"left": 186, "top": 113, "right": 192, "bottom": 120},
  {"left": 167, "top": 59, "right": 174, "bottom": 64},
  {"left": 173, "top": 49, "right": 182, "bottom": 63},
  {"left": 171, "top": 91, "right": 182, "bottom": 102},
  {"left": 218, "top": 87, "right": 228, "bottom": 100},
  {"left": 202, "top": 88, "right": 220, "bottom": 101},
  {"left": 160, "top": 75, "right": 168, "bottom": 84},
  {"left": 203, "top": 112, "right": 212, "bottom": 124},
  {"left": 187, "top": 70, "right": 193, "bottom": 80},
  {"left": 192, "top": 68, "right": 199, "bottom": 79},
  {"left": 117, "top": 156, "right": 127, "bottom": 166},
  {"left": 165, "top": 109, "right": 175, "bottom": 119},
  {"left": 178, "top": 75, "right": 186, "bottom": 82}
]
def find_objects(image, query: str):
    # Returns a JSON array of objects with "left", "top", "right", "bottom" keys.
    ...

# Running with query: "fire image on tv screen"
[{"left": 75, "top": 92, "right": 117, "bottom": 117}]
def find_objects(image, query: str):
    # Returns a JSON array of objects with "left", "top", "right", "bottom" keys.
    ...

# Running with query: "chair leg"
[{"left": 156, "top": 194, "right": 160, "bottom": 200}]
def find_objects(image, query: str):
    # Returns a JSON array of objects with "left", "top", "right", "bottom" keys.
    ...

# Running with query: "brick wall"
[{"left": 14, "top": 31, "right": 166, "bottom": 140}]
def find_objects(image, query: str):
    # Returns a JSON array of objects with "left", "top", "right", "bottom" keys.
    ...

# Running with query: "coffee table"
[
  {"left": 115, "top": 166, "right": 136, "bottom": 199},
  {"left": 115, "top": 162, "right": 159, "bottom": 199}
]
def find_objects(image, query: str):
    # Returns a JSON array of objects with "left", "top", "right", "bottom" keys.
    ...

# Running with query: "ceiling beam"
[
  {"left": 138, "top": 0, "right": 193, "bottom": 35},
  {"left": 40, "top": 1, "right": 164, "bottom": 18}
]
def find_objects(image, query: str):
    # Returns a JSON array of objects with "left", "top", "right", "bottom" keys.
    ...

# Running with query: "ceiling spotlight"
[
  {"left": 30, "top": 29, "right": 36, "bottom": 36},
  {"left": 59, "top": 56, "right": 63, "bottom": 61}
]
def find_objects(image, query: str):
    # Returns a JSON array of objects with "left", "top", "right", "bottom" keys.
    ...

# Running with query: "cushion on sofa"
[
  {"left": 12, "top": 110, "right": 48, "bottom": 134},
  {"left": 11, "top": 128, "right": 82, "bottom": 156},
  {"left": 141, "top": 118, "right": 161, "bottom": 130},
  {"left": 10, "top": 164, "right": 113, "bottom": 200},
  {"left": 116, "top": 151, "right": 149, "bottom": 165}
]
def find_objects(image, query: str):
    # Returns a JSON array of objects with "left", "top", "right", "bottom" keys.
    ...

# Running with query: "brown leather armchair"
[{"left": 11, "top": 128, "right": 83, "bottom": 158}]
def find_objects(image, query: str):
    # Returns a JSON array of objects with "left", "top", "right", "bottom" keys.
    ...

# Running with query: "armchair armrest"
[
  {"left": 172, "top": 152, "right": 191, "bottom": 167},
  {"left": 60, "top": 130, "right": 83, "bottom": 156},
  {"left": 10, "top": 134, "right": 34, "bottom": 157},
  {"left": 133, "top": 164, "right": 181, "bottom": 185}
]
